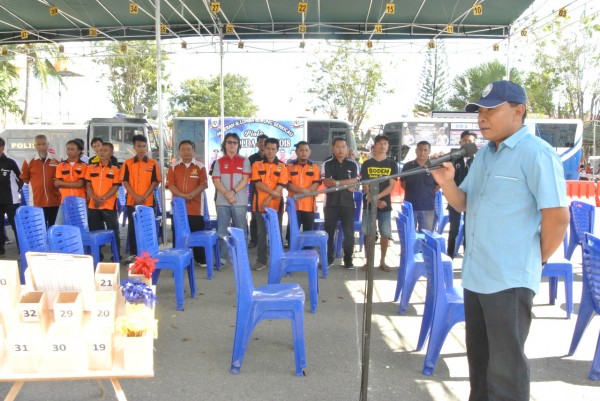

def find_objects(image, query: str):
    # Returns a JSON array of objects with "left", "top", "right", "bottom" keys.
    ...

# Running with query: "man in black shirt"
[
  {"left": 247, "top": 134, "right": 268, "bottom": 248},
  {"left": 360, "top": 135, "right": 398, "bottom": 272},
  {"left": 321, "top": 137, "right": 359, "bottom": 268},
  {"left": 0, "top": 137, "right": 22, "bottom": 256},
  {"left": 446, "top": 130, "right": 476, "bottom": 258}
]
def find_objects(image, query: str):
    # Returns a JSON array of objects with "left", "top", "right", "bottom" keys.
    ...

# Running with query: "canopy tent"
[{"left": 0, "top": 0, "right": 536, "bottom": 44}]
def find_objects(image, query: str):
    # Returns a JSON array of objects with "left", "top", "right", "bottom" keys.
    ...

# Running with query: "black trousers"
[
  {"left": 126, "top": 206, "right": 138, "bottom": 256},
  {"left": 285, "top": 210, "right": 316, "bottom": 241},
  {"left": 0, "top": 203, "right": 18, "bottom": 251},
  {"left": 464, "top": 288, "right": 534, "bottom": 401},
  {"left": 324, "top": 206, "right": 354, "bottom": 266},
  {"left": 447, "top": 206, "right": 464, "bottom": 258},
  {"left": 88, "top": 208, "right": 121, "bottom": 260},
  {"left": 42, "top": 206, "right": 59, "bottom": 229}
]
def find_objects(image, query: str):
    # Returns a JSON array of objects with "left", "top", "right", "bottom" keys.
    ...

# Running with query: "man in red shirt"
[
  {"left": 120, "top": 134, "right": 162, "bottom": 261},
  {"left": 166, "top": 140, "right": 208, "bottom": 264},
  {"left": 20, "top": 134, "right": 61, "bottom": 228}
]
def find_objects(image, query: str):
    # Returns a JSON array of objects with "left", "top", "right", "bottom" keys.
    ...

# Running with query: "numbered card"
[
  {"left": 89, "top": 27, "right": 98, "bottom": 37},
  {"left": 42, "top": 323, "right": 85, "bottom": 372},
  {"left": 160, "top": 24, "right": 168, "bottom": 34},
  {"left": 92, "top": 291, "right": 117, "bottom": 326},
  {"left": 87, "top": 325, "right": 113, "bottom": 370},
  {"left": 49, "top": 7, "right": 59, "bottom": 16},
  {"left": 226, "top": 23, "right": 235, "bottom": 34},
  {"left": 445, "top": 25, "right": 454, "bottom": 34},
  {"left": 8, "top": 324, "right": 42, "bottom": 373},
  {"left": 211, "top": 1, "right": 221, "bottom": 13},
  {"left": 473, "top": 4, "right": 483, "bottom": 16},
  {"left": 386, "top": 2, "right": 395, "bottom": 14},
  {"left": 298, "top": 24, "right": 307, "bottom": 33},
  {"left": 20, "top": 30, "right": 28, "bottom": 40},
  {"left": 374, "top": 24, "right": 383, "bottom": 34},
  {"left": 298, "top": 1, "right": 307, "bottom": 13},
  {"left": 18, "top": 292, "right": 46, "bottom": 325},
  {"left": 129, "top": 3, "right": 139, "bottom": 14},
  {"left": 53, "top": 292, "right": 83, "bottom": 327}
]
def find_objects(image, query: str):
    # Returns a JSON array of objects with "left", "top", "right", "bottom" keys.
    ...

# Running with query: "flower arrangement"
[
  {"left": 115, "top": 315, "right": 158, "bottom": 338},
  {"left": 128, "top": 251, "right": 158, "bottom": 279},
  {"left": 120, "top": 278, "right": 157, "bottom": 308}
]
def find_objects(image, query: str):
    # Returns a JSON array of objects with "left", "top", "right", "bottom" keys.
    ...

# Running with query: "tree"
[
  {"left": 95, "top": 41, "right": 169, "bottom": 115},
  {"left": 306, "top": 41, "right": 392, "bottom": 132},
  {"left": 448, "top": 60, "right": 521, "bottom": 110},
  {"left": 0, "top": 55, "right": 21, "bottom": 126},
  {"left": 413, "top": 41, "right": 450, "bottom": 116},
  {"left": 17, "top": 44, "right": 64, "bottom": 124},
  {"left": 168, "top": 74, "right": 257, "bottom": 117}
]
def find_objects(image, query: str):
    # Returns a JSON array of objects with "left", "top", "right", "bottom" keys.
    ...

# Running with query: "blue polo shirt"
[{"left": 460, "top": 126, "right": 567, "bottom": 294}]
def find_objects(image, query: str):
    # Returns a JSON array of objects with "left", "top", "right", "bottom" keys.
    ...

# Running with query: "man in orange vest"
[
  {"left": 120, "top": 134, "right": 162, "bottom": 262},
  {"left": 85, "top": 142, "right": 121, "bottom": 261}
]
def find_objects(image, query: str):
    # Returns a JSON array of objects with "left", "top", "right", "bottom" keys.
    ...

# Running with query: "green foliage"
[
  {"left": 448, "top": 60, "right": 521, "bottom": 110},
  {"left": 168, "top": 74, "right": 257, "bottom": 117},
  {"left": 0, "top": 74, "right": 22, "bottom": 120},
  {"left": 305, "top": 41, "right": 392, "bottom": 132},
  {"left": 414, "top": 41, "right": 450, "bottom": 116},
  {"left": 95, "top": 41, "right": 169, "bottom": 115}
]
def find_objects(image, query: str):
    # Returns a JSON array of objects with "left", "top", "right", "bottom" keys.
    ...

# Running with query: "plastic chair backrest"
[
  {"left": 202, "top": 191, "right": 210, "bottom": 224},
  {"left": 226, "top": 227, "right": 254, "bottom": 302},
  {"left": 171, "top": 196, "right": 191, "bottom": 248},
  {"left": 287, "top": 197, "right": 300, "bottom": 250},
  {"left": 582, "top": 233, "right": 600, "bottom": 314},
  {"left": 133, "top": 205, "right": 159, "bottom": 255},
  {"left": 421, "top": 230, "right": 447, "bottom": 302},
  {"left": 263, "top": 207, "right": 285, "bottom": 262},
  {"left": 401, "top": 200, "right": 417, "bottom": 233},
  {"left": 396, "top": 213, "right": 414, "bottom": 265},
  {"left": 571, "top": 201, "right": 595, "bottom": 246},
  {"left": 353, "top": 191, "right": 363, "bottom": 222},
  {"left": 154, "top": 187, "right": 163, "bottom": 215},
  {"left": 118, "top": 186, "right": 126, "bottom": 207},
  {"left": 62, "top": 196, "right": 90, "bottom": 232},
  {"left": 48, "top": 225, "right": 85, "bottom": 255},
  {"left": 20, "top": 184, "right": 30, "bottom": 206},
  {"left": 434, "top": 191, "right": 443, "bottom": 226},
  {"left": 15, "top": 206, "right": 48, "bottom": 253}
]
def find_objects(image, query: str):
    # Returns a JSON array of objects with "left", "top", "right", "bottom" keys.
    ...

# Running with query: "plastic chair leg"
[
  {"left": 187, "top": 261, "right": 196, "bottom": 298},
  {"left": 230, "top": 314, "right": 254, "bottom": 374},
  {"left": 398, "top": 262, "right": 425, "bottom": 315},
  {"left": 565, "top": 269, "right": 573, "bottom": 319},
  {"left": 173, "top": 267, "right": 186, "bottom": 311},
  {"left": 204, "top": 245, "right": 214, "bottom": 280},
  {"left": 308, "top": 265, "right": 319, "bottom": 314},
  {"left": 568, "top": 295, "right": 595, "bottom": 355},
  {"left": 90, "top": 246, "right": 101, "bottom": 268},
  {"left": 417, "top": 293, "right": 434, "bottom": 351},
  {"left": 110, "top": 237, "right": 120, "bottom": 263},
  {"left": 214, "top": 241, "right": 222, "bottom": 271},
  {"left": 394, "top": 264, "right": 406, "bottom": 302},
  {"left": 590, "top": 333, "right": 600, "bottom": 380},
  {"left": 291, "top": 309, "right": 307, "bottom": 376}
]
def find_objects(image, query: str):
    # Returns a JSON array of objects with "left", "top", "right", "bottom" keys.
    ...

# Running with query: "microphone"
[{"left": 425, "top": 142, "right": 478, "bottom": 168}]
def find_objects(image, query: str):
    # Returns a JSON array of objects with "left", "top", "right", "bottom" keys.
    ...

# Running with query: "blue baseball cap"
[{"left": 465, "top": 81, "right": 527, "bottom": 112}]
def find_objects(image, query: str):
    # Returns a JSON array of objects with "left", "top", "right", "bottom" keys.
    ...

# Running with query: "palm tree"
[
  {"left": 0, "top": 51, "right": 22, "bottom": 126},
  {"left": 19, "top": 44, "right": 64, "bottom": 124},
  {"left": 448, "top": 60, "right": 521, "bottom": 110}
]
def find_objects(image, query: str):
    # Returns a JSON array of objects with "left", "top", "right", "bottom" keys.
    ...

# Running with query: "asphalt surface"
[{"left": 0, "top": 222, "right": 599, "bottom": 401}]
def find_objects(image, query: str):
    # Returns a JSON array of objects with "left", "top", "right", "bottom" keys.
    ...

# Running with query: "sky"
[{"left": 15, "top": 0, "right": 598, "bottom": 131}]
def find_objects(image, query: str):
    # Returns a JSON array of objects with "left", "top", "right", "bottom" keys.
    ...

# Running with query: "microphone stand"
[{"left": 293, "top": 163, "right": 443, "bottom": 401}]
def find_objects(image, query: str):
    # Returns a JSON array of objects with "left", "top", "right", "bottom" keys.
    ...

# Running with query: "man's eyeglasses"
[{"left": 226, "top": 141, "right": 239, "bottom": 145}]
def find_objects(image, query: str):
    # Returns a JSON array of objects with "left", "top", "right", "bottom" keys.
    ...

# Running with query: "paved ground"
[{"left": 0, "top": 222, "right": 599, "bottom": 401}]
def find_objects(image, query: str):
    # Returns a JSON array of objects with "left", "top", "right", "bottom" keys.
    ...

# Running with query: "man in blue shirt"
[{"left": 431, "top": 81, "right": 569, "bottom": 401}]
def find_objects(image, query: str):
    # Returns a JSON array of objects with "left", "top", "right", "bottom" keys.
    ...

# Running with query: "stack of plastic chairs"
[
  {"left": 62, "top": 196, "right": 120, "bottom": 266},
  {"left": 334, "top": 191, "right": 363, "bottom": 257},
  {"left": 566, "top": 201, "right": 595, "bottom": 260},
  {"left": 117, "top": 186, "right": 127, "bottom": 227},
  {"left": 395, "top": 214, "right": 453, "bottom": 314},
  {"left": 401, "top": 201, "right": 424, "bottom": 253},
  {"left": 286, "top": 197, "right": 329, "bottom": 278},
  {"left": 434, "top": 191, "right": 449, "bottom": 234},
  {"left": 568, "top": 232, "right": 600, "bottom": 380},
  {"left": 171, "top": 196, "right": 220, "bottom": 279},
  {"left": 133, "top": 205, "right": 195, "bottom": 311},
  {"left": 263, "top": 208, "right": 320, "bottom": 313},
  {"left": 225, "top": 227, "right": 306, "bottom": 376},
  {"left": 20, "top": 184, "right": 29, "bottom": 206},
  {"left": 419, "top": 230, "right": 465, "bottom": 376},
  {"left": 48, "top": 225, "right": 85, "bottom": 255},
  {"left": 15, "top": 206, "right": 49, "bottom": 284}
]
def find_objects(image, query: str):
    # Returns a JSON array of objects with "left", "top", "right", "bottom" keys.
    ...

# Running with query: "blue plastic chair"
[
  {"left": 133, "top": 205, "right": 195, "bottom": 311},
  {"left": 15, "top": 206, "right": 49, "bottom": 284},
  {"left": 153, "top": 187, "right": 164, "bottom": 242},
  {"left": 401, "top": 201, "right": 424, "bottom": 253},
  {"left": 263, "top": 208, "right": 320, "bottom": 313},
  {"left": 435, "top": 191, "right": 449, "bottom": 234},
  {"left": 48, "top": 225, "right": 85, "bottom": 254},
  {"left": 420, "top": 231, "right": 465, "bottom": 376},
  {"left": 568, "top": 233, "right": 600, "bottom": 380},
  {"left": 225, "top": 227, "right": 306, "bottom": 376},
  {"left": 202, "top": 191, "right": 218, "bottom": 231},
  {"left": 62, "top": 196, "right": 120, "bottom": 266},
  {"left": 334, "top": 191, "right": 363, "bottom": 257},
  {"left": 542, "top": 233, "right": 573, "bottom": 319},
  {"left": 566, "top": 201, "right": 595, "bottom": 260},
  {"left": 395, "top": 214, "right": 453, "bottom": 314},
  {"left": 287, "top": 197, "right": 329, "bottom": 278},
  {"left": 452, "top": 215, "right": 465, "bottom": 258},
  {"left": 171, "top": 196, "right": 220, "bottom": 279}
]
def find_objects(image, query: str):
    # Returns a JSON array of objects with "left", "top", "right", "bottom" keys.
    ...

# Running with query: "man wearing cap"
[{"left": 431, "top": 81, "right": 569, "bottom": 401}]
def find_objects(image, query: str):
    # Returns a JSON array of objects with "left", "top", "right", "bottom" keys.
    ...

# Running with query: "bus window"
[
  {"left": 307, "top": 122, "right": 328, "bottom": 145},
  {"left": 92, "top": 126, "right": 110, "bottom": 142},
  {"left": 123, "top": 126, "right": 137, "bottom": 144},
  {"left": 534, "top": 123, "right": 577, "bottom": 148},
  {"left": 113, "top": 128, "right": 123, "bottom": 142}
]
